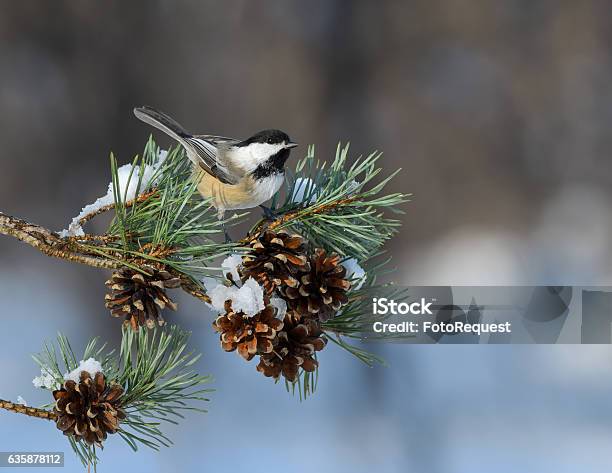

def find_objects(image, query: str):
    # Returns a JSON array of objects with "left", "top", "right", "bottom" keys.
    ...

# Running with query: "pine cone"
[
  {"left": 105, "top": 265, "right": 180, "bottom": 330},
  {"left": 241, "top": 230, "right": 310, "bottom": 295},
  {"left": 52, "top": 371, "right": 125, "bottom": 446},
  {"left": 280, "top": 248, "right": 350, "bottom": 322},
  {"left": 212, "top": 301, "right": 284, "bottom": 361},
  {"left": 257, "top": 312, "right": 327, "bottom": 383}
]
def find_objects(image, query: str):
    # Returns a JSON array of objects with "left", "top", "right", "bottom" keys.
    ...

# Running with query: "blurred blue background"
[{"left": 2, "top": 1, "right": 612, "bottom": 472}]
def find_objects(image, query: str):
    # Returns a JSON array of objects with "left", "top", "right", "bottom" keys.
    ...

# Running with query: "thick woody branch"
[
  {"left": 0, "top": 212, "right": 120, "bottom": 269},
  {"left": 0, "top": 211, "right": 211, "bottom": 304},
  {"left": 0, "top": 399, "right": 57, "bottom": 421}
]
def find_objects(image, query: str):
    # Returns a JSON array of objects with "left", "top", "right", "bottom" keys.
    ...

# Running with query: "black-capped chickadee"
[{"left": 133, "top": 106, "right": 297, "bottom": 216}]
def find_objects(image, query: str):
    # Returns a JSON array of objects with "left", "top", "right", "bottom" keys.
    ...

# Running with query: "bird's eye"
[{"left": 267, "top": 138, "right": 273, "bottom": 144}]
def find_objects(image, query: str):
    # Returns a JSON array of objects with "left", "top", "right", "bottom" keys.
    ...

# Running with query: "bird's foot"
[
  {"left": 260, "top": 205, "right": 277, "bottom": 220},
  {"left": 221, "top": 224, "right": 233, "bottom": 243}
]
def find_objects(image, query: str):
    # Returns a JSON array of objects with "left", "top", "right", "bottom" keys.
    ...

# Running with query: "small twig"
[
  {"left": 139, "top": 242, "right": 176, "bottom": 259},
  {"left": 65, "top": 234, "right": 122, "bottom": 243},
  {"left": 77, "top": 188, "right": 158, "bottom": 227},
  {"left": 0, "top": 399, "right": 57, "bottom": 421},
  {"left": 179, "top": 275, "right": 211, "bottom": 304},
  {"left": 249, "top": 197, "right": 359, "bottom": 237}
]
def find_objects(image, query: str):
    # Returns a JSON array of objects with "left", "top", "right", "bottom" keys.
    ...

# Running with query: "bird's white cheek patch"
[{"left": 248, "top": 143, "right": 286, "bottom": 167}]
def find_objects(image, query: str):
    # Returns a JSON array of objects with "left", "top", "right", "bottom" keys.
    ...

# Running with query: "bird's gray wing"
[
  {"left": 183, "top": 136, "right": 238, "bottom": 184},
  {"left": 134, "top": 106, "right": 237, "bottom": 185},
  {"left": 193, "top": 134, "right": 241, "bottom": 147}
]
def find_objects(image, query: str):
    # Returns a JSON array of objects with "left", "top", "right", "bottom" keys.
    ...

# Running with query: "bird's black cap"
[{"left": 236, "top": 129, "right": 292, "bottom": 147}]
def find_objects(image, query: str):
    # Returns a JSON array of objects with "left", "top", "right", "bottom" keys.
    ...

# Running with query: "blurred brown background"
[
  {"left": 2, "top": 1, "right": 612, "bottom": 284},
  {"left": 2, "top": 2, "right": 612, "bottom": 472}
]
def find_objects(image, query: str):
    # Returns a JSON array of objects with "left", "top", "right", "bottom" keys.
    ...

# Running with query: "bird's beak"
[{"left": 286, "top": 142, "right": 298, "bottom": 149}]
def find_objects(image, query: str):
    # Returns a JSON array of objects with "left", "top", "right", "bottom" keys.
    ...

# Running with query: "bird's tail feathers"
[{"left": 133, "top": 106, "right": 192, "bottom": 142}]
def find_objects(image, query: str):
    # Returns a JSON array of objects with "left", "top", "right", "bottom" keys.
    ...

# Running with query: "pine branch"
[
  {"left": 265, "top": 196, "right": 359, "bottom": 232},
  {"left": 31, "top": 326, "right": 211, "bottom": 468},
  {"left": 2, "top": 136, "right": 409, "bottom": 410},
  {"left": 0, "top": 212, "right": 213, "bottom": 305},
  {"left": 1, "top": 126, "right": 411, "bottom": 468},
  {"left": 258, "top": 143, "right": 409, "bottom": 259},
  {"left": 0, "top": 400, "right": 57, "bottom": 421},
  {"left": 95, "top": 140, "right": 240, "bottom": 276},
  {"left": 0, "top": 212, "right": 120, "bottom": 269},
  {"left": 77, "top": 188, "right": 158, "bottom": 228},
  {"left": 0, "top": 137, "right": 232, "bottom": 274}
]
